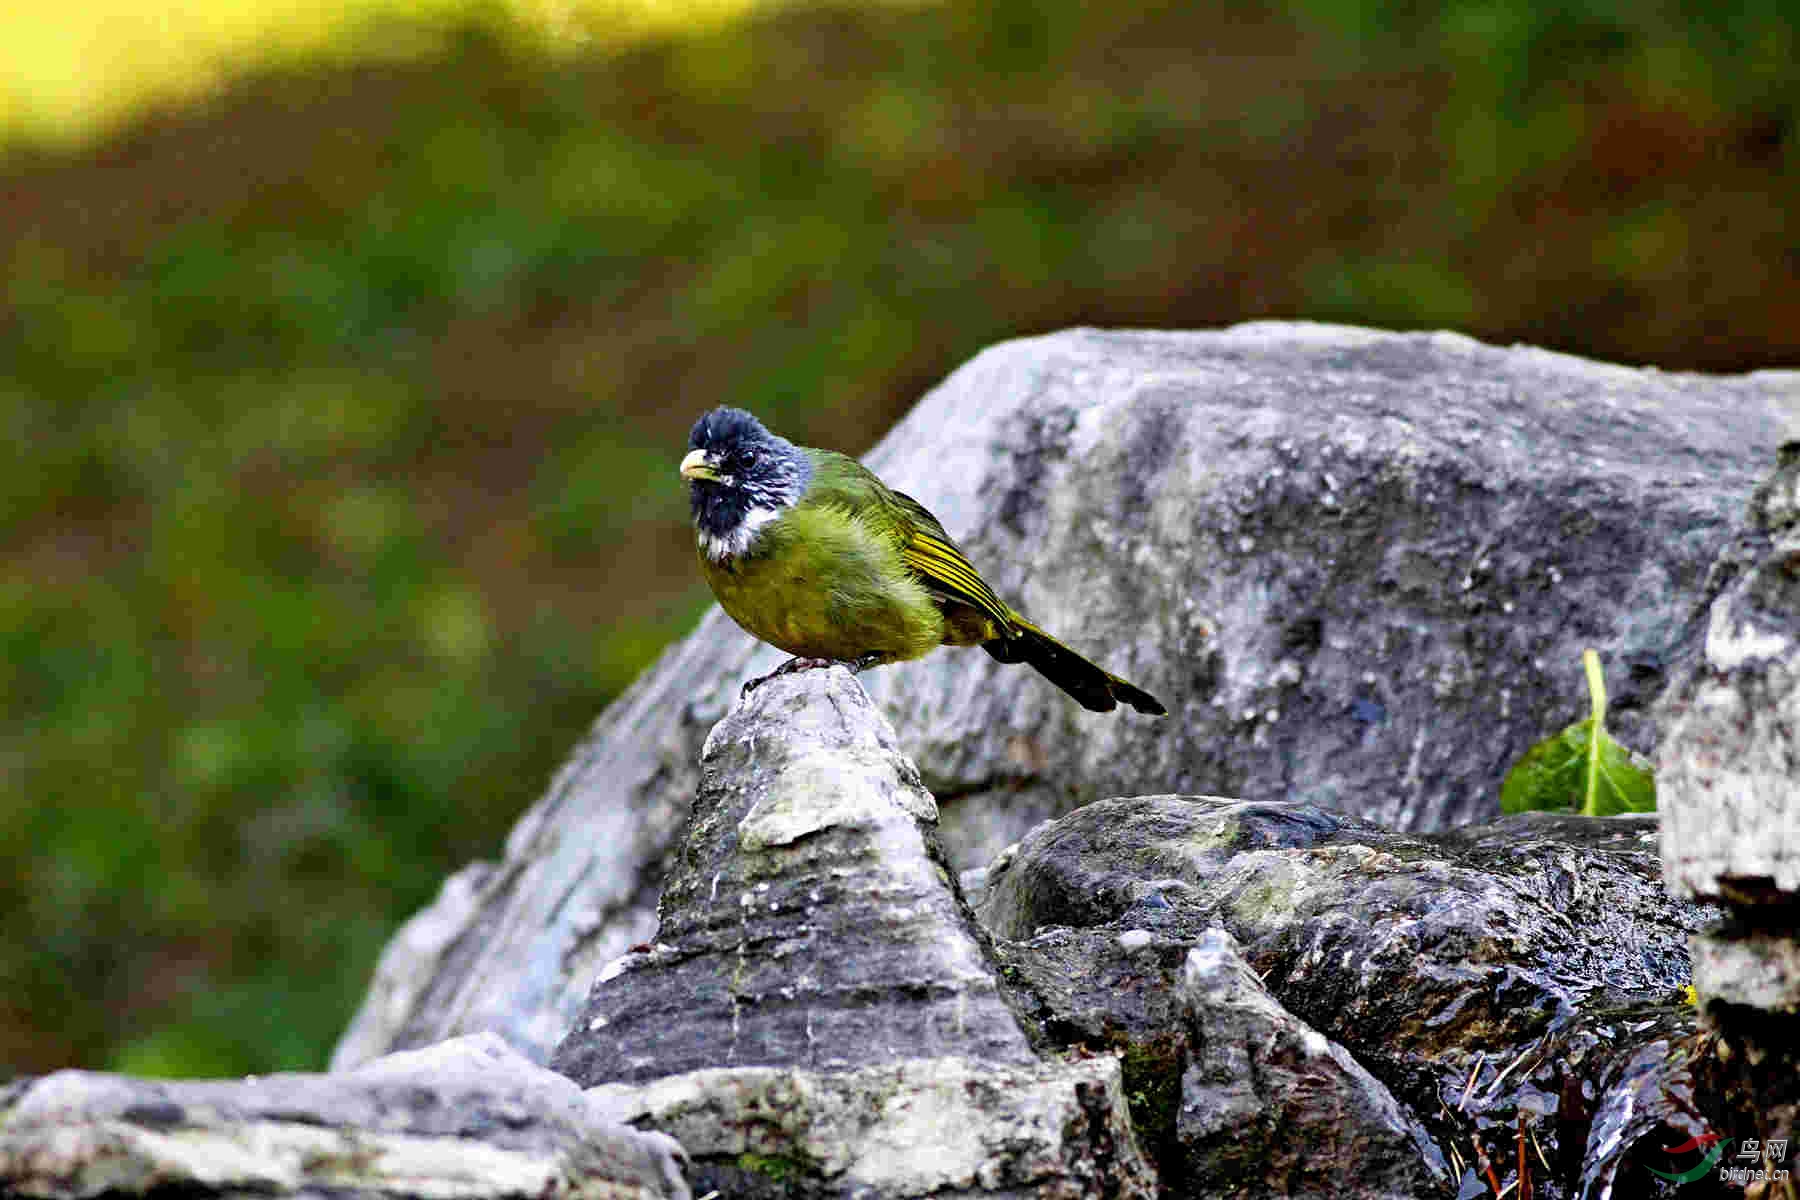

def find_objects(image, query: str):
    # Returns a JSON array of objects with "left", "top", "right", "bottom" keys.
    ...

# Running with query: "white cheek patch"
[{"left": 699, "top": 504, "right": 782, "bottom": 562}]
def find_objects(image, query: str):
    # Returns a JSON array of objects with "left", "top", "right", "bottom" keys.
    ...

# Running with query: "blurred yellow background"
[{"left": 0, "top": 0, "right": 777, "bottom": 145}]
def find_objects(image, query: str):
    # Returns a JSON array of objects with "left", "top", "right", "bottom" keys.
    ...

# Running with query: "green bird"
[{"left": 680, "top": 407, "right": 1165, "bottom": 715}]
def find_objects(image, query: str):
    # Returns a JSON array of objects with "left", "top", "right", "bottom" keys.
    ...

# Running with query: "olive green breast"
[{"left": 698, "top": 501, "right": 946, "bottom": 664}]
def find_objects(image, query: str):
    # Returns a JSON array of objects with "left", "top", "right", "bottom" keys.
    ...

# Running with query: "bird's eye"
[{"left": 741, "top": 449, "right": 758, "bottom": 467}]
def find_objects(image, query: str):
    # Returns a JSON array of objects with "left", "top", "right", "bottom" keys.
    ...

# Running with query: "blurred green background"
[{"left": 3, "top": 0, "right": 1795, "bottom": 1078}]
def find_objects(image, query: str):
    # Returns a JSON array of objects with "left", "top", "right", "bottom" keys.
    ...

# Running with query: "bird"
[{"left": 679, "top": 407, "right": 1165, "bottom": 715}]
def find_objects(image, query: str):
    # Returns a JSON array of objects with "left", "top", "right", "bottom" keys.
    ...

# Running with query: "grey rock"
[
  {"left": 1575, "top": 1026, "right": 1710, "bottom": 1200},
  {"left": 334, "top": 323, "right": 1798, "bottom": 1070},
  {"left": 587, "top": 1055, "right": 1155, "bottom": 1199},
  {"left": 1655, "top": 443, "right": 1800, "bottom": 1169},
  {"left": 978, "top": 798, "right": 1698, "bottom": 1054},
  {"left": 1176, "top": 929, "right": 1451, "bottom": 1198},
  {"left": 861, "top": 326, "right": 1795, "bottom": 849},
  {"left": 1659, "top": 441, "right": 1800, "bottom": 911},
  {"left": 0, "top": 1033, "right": 690, "bottom": 1199},
  {"left": 552, "top": 668, "right": 1152, "bottom": 1197},
  {"left": 1689, "top": 932, "right": 1800, "bottom": 1012},
  {"left": 551, "top": 667, "right": 1036, "bottom": 1088},
  {"left": 975, "top": 795, "right": 1710, "bottom": 1198}
]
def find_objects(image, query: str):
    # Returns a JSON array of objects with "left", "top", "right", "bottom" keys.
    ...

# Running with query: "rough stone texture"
[
  {"left": 1575, "top": 1024, "right": 1710, "bottom": 1200},
  {"left": 975, "top": 795, "right": 1711, "bottom": 1199},
  {"left": 587, "top": 1056, "right": 1155, "bottom": 1199},
  {"left": 978, "top": 798, "right": 1698, "bottom": 1058},
  {"left": 1655, "top": 444, "right": 1800, "bottom": 1181},
  {"left": 551, "top": 667, "right": 1035, "bottom": 1088},
  {"left": 546, "top": 668, "right": 1150, "bottom": 1197},
  {"left": 1659, "top": 441, "right": 1800, "bottom": 909},
  {"left": 1691, "top": 932, "right": 1800, "bottom": 1013},
  {"left": 863, "top": 326, "right": 1794, "bottom": 851},
  {"left": 1175, "top": 929, "right": 1451, "bottom": 1198},
  {"left": 334, "top": 324, "right": 1799, "bottom": 1069},
  {"left": 0, "top": 1033, "right": 690, "bottom": 1199}
]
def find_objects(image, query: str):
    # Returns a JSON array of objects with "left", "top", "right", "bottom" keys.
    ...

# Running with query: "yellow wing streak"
[
  {"left": 901, "top": 530, "right": 1013, "bottom": 632},
  {"left": 879, "top": 486, "right": 1014, "bottom": 634}
]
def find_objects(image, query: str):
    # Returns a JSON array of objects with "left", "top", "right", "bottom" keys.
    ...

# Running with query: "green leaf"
[{"left": 1500, "top": 650, "right": 1656, "bottom": 817}]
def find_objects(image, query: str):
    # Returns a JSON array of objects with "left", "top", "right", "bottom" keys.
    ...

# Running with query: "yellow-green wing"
[
  {"left": 797, "top": 447, "right": 1015, "bottom": 634},
  {"left": 887, "top": 490, "right": 1015, "bottom": 634}
]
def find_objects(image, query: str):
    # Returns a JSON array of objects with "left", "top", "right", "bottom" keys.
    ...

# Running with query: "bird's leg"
[
  {"left": 848, "top": 653, "right": 885, "bottom": 674},
  {"left": 741, "top": 656, "right": 836, "bottom": 697},
  {"left": 776, "top": 656, "right": 835, "bottom": 675}
]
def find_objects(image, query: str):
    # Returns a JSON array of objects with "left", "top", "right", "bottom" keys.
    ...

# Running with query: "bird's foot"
[
  {"left": 771, "top": 656, "right": 836, "bottom": 677},
  {"left": 847, "top": 653, "right": 885, "bottom": 674},
  {"left": 741, "top": 656, "right": 836, "bottom": 697}
]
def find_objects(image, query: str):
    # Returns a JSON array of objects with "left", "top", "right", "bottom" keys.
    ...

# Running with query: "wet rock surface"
[
  {"left": 978, "top": 799, "right": 1699, "bottom": 1053},
  {"left": 332, "top": 325, "right": 1796, "bottom": 1069},
  {"left": 977, "top": 794, "right": 1713, "bottom": 1198},
  {"left": 1175, "top": 928, "right": 1452, "bottom": 1198}
]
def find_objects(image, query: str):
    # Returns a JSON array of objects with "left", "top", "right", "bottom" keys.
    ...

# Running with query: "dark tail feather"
[{"left": 983, "top": 618, "right": 1166, "bottom": 716}]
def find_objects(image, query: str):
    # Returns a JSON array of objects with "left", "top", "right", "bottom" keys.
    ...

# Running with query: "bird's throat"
[{"left": 697, "top": 503, "right": 782, "bottom": 562}]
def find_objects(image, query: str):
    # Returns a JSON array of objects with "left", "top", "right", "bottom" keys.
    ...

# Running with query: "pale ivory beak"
[{"left": 680, "top": 449, "right": 723, "bottom": 482}]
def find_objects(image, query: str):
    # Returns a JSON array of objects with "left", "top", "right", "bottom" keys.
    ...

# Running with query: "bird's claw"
[{"left": 741, "top": 656, "right": 836, "bottom": 697}]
